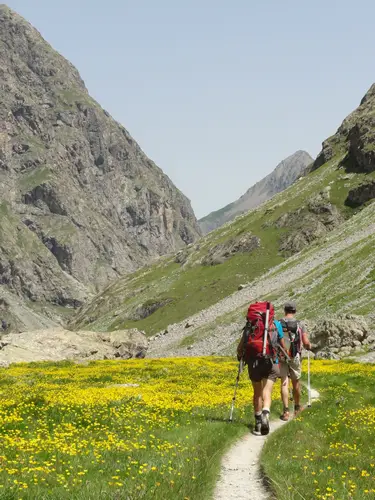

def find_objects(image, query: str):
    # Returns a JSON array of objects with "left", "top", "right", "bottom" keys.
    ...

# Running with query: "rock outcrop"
[
  {"left": 310, "top": 315, "right": 374, "bottom": 359},
  {"left": 0, "top": 5, "right": 200, "bottom": 328},
  {"left": 312, "top": 83, "right": 375, "bottom": 176},
  {"left": 199, "top": 150, "right": 313, "bottom": 234},
  {"left": 278, "top": 189, "right": 343, "bottom": 255},
  {"left": 201, "top": 232, "right": 260, "bottom": 266},
  {"left": 345, "top": 181, "right": 375, "bottom": 208},
  {"left": 0, "top": 328, "right": 148, "bottom": 365}
]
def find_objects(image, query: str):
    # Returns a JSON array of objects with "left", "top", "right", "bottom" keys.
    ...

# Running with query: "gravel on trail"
[{"left": 214, "top": 420, "right": 286, "bottom": 500}]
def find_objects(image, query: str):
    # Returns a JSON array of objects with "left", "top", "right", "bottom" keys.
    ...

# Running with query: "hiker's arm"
[
  {"left": 279, "top": 337, "right": 286, "bottom": 350},
  {"left": 302, "top": 333, "right": 311, "bottom": 350},
  {"left": 301, "top": 331, "right": 311, "bottom": 351}
]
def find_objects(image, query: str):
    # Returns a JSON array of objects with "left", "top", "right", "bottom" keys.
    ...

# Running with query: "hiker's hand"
[{"left": 305, "top": 343, "right": 312, "bottom": 351}]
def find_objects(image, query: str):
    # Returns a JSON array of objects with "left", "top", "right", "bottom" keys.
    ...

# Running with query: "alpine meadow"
[{"left": 1, "top": 3, "right": 375, "bottom": 500}]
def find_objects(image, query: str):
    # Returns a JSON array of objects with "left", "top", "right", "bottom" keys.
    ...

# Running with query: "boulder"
[
  {"left": 0, "top": 328, "right": 148, "bottom": 366},
  {"left": 345, "top": 181, "right": 375, "bottom": 208},
  {"left": 363, "top": 334, "right": 375, "bottom": 346},
  {"left": 278, "top": 193, "right": 343, "bottom": 255},
  {"left": 201, "top": 233, "right": 261, "bottom": 266},
  {"left": 128, "top": 299, "right": 173, "bottom": 321},
  {"left": 310, "top": 314, "right": 370, "bottom": 357},
  {"left": 338, "top": 346, "right": 352, "bottom": 357},
  {"left": 314, "top": 350, "right": 341, "bottom": 361}
]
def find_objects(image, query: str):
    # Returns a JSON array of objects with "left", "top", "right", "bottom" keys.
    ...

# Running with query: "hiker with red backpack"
[
  {"left": 279, "top": 301, "right": 311, "bottom": 421},
  {"left": 237, "top": 301, "right": 286, "bottom": 436}
]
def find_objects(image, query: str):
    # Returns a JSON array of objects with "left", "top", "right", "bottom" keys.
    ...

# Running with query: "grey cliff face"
[
  {"left": 312, "top": 83, "right": 375, "bottom": 174},
  {"left": 0, "top": 5, "right": 200, "bottom": 327},
  {"left": 199, "top": 150, "right": 313, "bottom": 234}
]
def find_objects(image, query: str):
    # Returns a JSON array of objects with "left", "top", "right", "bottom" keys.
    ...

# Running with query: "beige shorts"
[{"left": 280, "top": 355, "right": 302, "bottom": 381}]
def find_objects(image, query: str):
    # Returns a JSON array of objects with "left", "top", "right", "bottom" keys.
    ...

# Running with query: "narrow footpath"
[
  {"left": 214, "top": 420, "right": 285, "bottom": 500},
  {"left": 214, "top": 387, "right": 320, "bottom": 500}
]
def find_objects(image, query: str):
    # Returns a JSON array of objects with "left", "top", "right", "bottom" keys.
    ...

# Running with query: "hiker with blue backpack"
[
  {"left": 237, "top": 301, "right": 286, "bottom": 436},
  {"left": 278, "top": 301, "right": 311, "bottom": 421}
]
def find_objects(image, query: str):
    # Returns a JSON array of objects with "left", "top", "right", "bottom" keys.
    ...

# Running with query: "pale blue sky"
[{"left": 5, "top": 0, "right": 375, "bottom": 218}]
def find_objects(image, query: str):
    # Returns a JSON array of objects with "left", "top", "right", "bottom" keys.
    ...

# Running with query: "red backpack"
[{"left": 242, "top": 302, "right": 278, "bottom": 361}]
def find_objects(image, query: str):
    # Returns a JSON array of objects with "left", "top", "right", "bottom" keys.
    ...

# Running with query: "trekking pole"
[
  {"left": 229, "top": 358, "right": 244, "bottom": 422},
  {"left": 307, "top": 350, "right": 311, "bottom": 408},
  {"left": 262, "top": 302, "right": 271, "bottom": 357}
]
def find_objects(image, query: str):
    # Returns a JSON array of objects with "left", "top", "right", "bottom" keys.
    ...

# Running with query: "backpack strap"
[
  {"left": 267, "top": 321, "right": 279, "bottom": 361},
  {"left": 295, "top": 321, "right": 303, "bottom": 354},
  {"left": 281, "top": 318, "right": 302, "bottom": 356}
]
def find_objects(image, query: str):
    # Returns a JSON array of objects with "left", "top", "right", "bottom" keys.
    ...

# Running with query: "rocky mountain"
[
  {"left": 199, "top": 150, "right": 313, "bottom": 234},
  {"left": 0, "top": 6, "right": 201, "bottom": 330},
  {"left": 72, "top": 83, "right": 375, "bottom": 346}
]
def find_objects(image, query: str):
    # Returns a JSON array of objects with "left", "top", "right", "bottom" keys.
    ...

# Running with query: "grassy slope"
[
  {"left": 262, "top": 360, "right": 375, "bottom": 500},
  {"left": 189, "top": 200, "right": 375, "bottom": 357},
  {"left": 263, "top": 197, "right": 375, "bottom": 319},
  {"left": 71, "top": 149, "right": 375, "bottom": 335}
]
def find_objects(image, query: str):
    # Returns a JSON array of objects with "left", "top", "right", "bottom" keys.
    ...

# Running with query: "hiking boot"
[
  {"left": 280, "top": 409, "right": 290, "bottom": 421},
  {"left": 260, "top": 411, "right": 270, "bottom": 435},
  {"left": 294, "top": 405, "right": 302, "bottom": 417},
  {"left": 252, "top": 420, "right": 262, "bottom": 436}
]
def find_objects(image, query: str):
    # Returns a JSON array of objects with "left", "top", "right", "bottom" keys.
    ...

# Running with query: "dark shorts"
[{"left": 247, "top": 358, "right": 279, "bottom": 383}]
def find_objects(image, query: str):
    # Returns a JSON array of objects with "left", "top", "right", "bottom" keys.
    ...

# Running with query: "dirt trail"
[
  {"left": 214, "top": 420, "right": 285, "bottom": 500},
  {"left": 214, "top": 387, "right": 320, "bottom": 500}
]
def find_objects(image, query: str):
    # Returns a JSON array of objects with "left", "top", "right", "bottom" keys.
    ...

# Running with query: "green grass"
[
  {"left": 19, "top": 166, "right": 52, "bottom": 192},
  {"left": 262, "top": 361, "right": 375, "bottom": 499},
  {"left": 57, "top": 89, "right": 94, "bottom": 108}
]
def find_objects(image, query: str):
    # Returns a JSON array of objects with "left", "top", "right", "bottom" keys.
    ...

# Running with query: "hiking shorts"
[
  {"left": 280, "top": 355, "right": 302, "bottom": 381},
  {"left": 247, "top": 358, "right": 279, "bottom": 383}
]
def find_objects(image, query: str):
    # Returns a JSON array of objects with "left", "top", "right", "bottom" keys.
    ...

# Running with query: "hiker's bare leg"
[
  {"left": 281, "top": 375, "right": 289, "bottom": 409},
  {"left": 292, "top": 378, "right": 301, "bottom": 406},
  {"left": 262, "top": 378, "right": 274, "bottom": 410},
  {"left": 252, "top": 381, "right": 263, "bottom": 413}
]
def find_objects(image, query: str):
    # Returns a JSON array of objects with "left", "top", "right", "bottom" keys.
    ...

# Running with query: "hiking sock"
[
  {"left": 280, "top": 406, "right": 290, "bottom": 421},
  {"left": 260, "top": 409, "right": 270, "bottom": 435},
  {"left": 253, "top": 412, "right": 262, "bottom": 436}
]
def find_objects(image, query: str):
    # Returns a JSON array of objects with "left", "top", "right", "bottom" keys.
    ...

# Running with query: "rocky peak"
[
  {"left": 0, "top": 5, "right": 201, "bottom": 329},
  {"left": 199, "top": 150, "right": 313, "bottom": 234}
]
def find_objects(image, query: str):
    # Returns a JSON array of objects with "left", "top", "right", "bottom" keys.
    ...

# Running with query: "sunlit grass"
[{"left": 262, "top": 359, "right": 375, "bottom": 500}]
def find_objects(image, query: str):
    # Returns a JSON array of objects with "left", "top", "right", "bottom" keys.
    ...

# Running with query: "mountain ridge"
[{"left": 199, "top": 150, "right": 313, "bottom": 234}]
